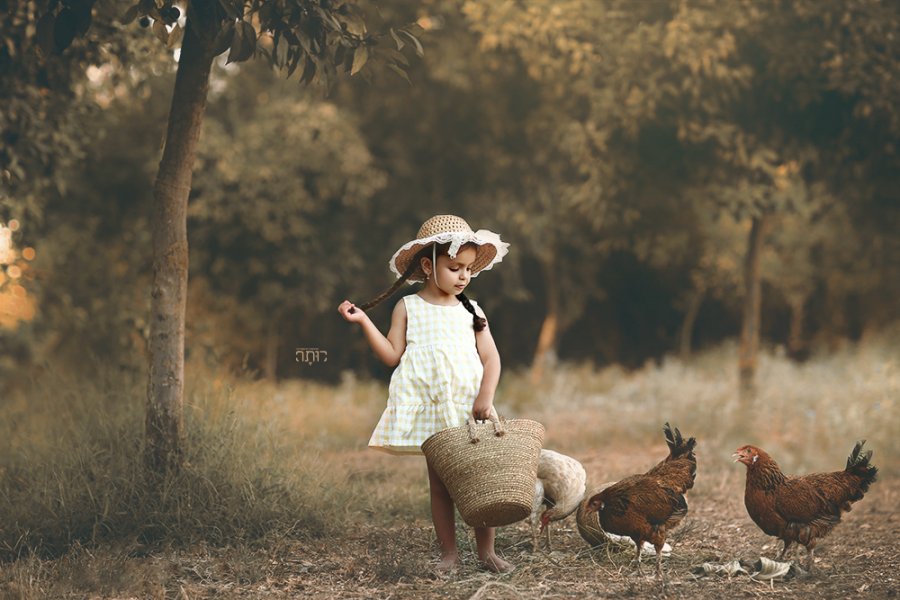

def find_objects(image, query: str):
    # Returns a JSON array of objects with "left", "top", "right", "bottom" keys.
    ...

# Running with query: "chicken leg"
[
  {"left": 804, "top": 543, "right": 816, "bottom": 572},
  {"left": 777, "top": 540, "right": 793, "bottom": 561},
  {"left": 631, "top": 539, "right": 644, "bottom": 575},
  {"left": 543, "top": 520, "right": 552, "bottom": 551}
]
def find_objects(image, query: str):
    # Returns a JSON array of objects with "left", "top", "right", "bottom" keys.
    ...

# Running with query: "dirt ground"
[{"left": 43, "top": 443, "right": 892, "bottom": 600}]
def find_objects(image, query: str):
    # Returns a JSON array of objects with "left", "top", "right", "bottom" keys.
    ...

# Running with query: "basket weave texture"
[
  {"left": 576, "top": 482, "right": 616, "bottom": 548},
  {"left": 422, "top": 415, "right": 544, "bottom": 528}
]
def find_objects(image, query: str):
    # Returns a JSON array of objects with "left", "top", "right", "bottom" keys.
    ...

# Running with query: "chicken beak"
[
  {"left": 731, "top": 452, "right": 742, "bottom": 463},
  {"left": 539, "top": 513, "right": 551, "bottom": 532}
]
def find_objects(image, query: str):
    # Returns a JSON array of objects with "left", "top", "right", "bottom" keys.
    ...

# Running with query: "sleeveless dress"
[{"left": 368, "top": 293, "right": 485, "bottom": 455}]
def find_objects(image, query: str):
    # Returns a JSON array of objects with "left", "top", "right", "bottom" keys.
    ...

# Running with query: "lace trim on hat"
[{"left": 388, "top": 229, "right": 510, "bottom": 281}]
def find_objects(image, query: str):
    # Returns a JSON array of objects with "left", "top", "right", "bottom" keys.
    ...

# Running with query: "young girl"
[{"left": 337, "top": 214, "right": 512, "bottom": 574}]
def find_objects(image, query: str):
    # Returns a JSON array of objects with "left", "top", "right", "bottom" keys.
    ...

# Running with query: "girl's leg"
[
  {"left": 426, "top": 460, "right": 459, "bottom": 571},
  {"left": 475, "top": 527, "right": 514, "bottom": 573}
]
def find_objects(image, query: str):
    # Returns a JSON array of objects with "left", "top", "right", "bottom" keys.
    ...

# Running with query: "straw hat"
[{"left": 389, "top": 215, "right": 510, "bottom": 282}]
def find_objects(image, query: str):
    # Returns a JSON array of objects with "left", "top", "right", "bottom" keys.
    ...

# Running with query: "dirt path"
[
  {"left": 4, "top": 442, "right": 895, "bottom": 599},
  {"left": 159, "top": 444, "right": 898, "bottom": 599}
]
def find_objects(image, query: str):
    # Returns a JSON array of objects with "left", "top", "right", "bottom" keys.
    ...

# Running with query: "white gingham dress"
[{"left": 368, "top": 294, "right": 484, "bottom": 455}]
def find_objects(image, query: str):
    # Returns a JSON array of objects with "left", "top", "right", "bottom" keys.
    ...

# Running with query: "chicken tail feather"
[
  {"left": 663, "top": 422, "right": 696, "bottom": 460},
  {"left": 845, "top": 440, "right": 878, "bottom": 494}
]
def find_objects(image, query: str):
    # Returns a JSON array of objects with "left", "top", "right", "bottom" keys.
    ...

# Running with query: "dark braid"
[
  {"left": 457, "top": 292, "right": 487, "bottom": 332},
  {"left": 355, "top": 260, "right": 418, "bottom": 312},
  {"left": 353, "top": 246, "right": 432, "bottom": 312},
  {"left": 353, "top": 242, "right": 488, "bottom": 331}
]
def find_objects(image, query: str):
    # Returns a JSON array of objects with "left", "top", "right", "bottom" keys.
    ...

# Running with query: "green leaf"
[
  {"left": 226, "top": 20, "right": 243, "bottom": 63},
  {"left": 152, "top": 19, "right": 168, "bottom": 44},
  {"left": 240, "top": 20, "right": 258, "bottom": 57},
  {"left": 70, "top": 0, "right": 93, "bottom": 35},
  {"left": 314, "top": 6, "right": 343, "bottom": 33},
  {"left": 53, "top": 8, "right": 77, "bottom": 52},
  {"left": 399, "top": 30, "right": 423, "bottom": 57},
  {"left": 387, "top": 63, "right": 411, "bottom": 85},
  {"left": 299, "top": 56, "right": 316, "bottom": 85},
  {"left": 296, "top": 30, "right": 313, "bottom": 56},
  {"left": 384, "top": 48, "right": 408, "bottom": 67},
  {"left": 121, "top": 4, "right": 139, "bottom": 25},
  {"left": 167, "top": 23, "right": 182, "bottom": 49},
  {"left": 350, "top": 45, "right": 368, "bottom": 76},
  {"left": 211, "top": 21, "right": 235, "bottom": 57},
  {"left": 227, "top": 20, "right": 256, "bottom": 63},
  {"left": 217, "top": 0, "right": 240, "bottom": 19},
  {"left": 274, "top": 31, "right": 289, "bottom": 67},
  {"left": 285, "top": 48, "right": 301, "bottom": 78},
  {"left": 389, "top": 27, "right": 404, "bottom": 50}
]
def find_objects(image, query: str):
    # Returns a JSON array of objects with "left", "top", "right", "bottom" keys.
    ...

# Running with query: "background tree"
[
  {"left": 189, "top": 66, "right": 386, "bottom": 379},
  {"left": 32, "top": 0, "right": 422, "bottom": 472},
  {"left": 4, "top": 0, "right": 898, "bottom": 402}
]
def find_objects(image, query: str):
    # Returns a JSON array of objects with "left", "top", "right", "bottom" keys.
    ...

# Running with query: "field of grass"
[{"left": 1, "top": 339, "right": 898, "bottom": 598}]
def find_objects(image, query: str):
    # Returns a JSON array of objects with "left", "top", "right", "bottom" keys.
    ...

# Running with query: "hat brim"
[{"left": 389, "top": 230, "right": 509, "bottom": 283}]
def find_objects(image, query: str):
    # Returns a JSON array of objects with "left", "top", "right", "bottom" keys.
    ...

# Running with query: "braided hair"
[
  {"left": 457, "top": 291, "right": 487, "bottom": 332},
  {"left": 355, "top": 252, "right": 422, "bottom": 312},
  {"left": 356, "top": 242, "right": 487, "bottom": 332}
]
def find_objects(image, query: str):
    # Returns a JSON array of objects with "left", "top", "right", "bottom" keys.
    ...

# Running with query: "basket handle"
[{"left": 466, "top": 408, "right": 505, "bottom": 444}]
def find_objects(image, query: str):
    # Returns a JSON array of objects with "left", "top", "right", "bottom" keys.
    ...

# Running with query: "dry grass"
[
  {"left": 502, "top": 339, "right": 900, "bottom": 475},
  {"left": 0, "top": 338, "right": 898, "bottom": 598},
  {"left": 0, "top": 365, "right": 374, "bottom": 562}
]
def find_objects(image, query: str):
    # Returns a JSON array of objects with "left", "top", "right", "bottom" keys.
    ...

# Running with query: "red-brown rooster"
[
  {"left": 585, "top": 423, "right": 697, "bottom": 576},
  {"left": 733, "top": 441, "right": 878, "bottom": 571}
]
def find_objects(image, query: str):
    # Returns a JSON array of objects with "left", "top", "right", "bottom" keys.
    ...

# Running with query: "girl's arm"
[
  {"left": 338, "top": 299, "right": 407, "bottom": 367},
  {"left": 472, "top": 306, "right": 501, "bottom": 420}
]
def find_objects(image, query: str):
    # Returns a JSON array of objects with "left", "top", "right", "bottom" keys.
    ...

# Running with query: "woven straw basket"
[{"left": 421, "top": 413, "right": 544, "bottom": 528}]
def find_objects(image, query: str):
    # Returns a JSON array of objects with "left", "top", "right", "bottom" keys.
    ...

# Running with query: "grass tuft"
[{"left": 0, "top": 364, "right": 357, "bottom": 562}]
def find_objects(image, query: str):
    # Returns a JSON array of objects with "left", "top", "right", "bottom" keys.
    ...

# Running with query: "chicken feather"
[
  {"left": 530, "top": 449, "right": 586, "bottom": 550},
  {"left": 733, "top": 440, "right": 878, "bottom": 571},
  {"left": 584, "top": 423, "right": 697, "bottom": 577}
]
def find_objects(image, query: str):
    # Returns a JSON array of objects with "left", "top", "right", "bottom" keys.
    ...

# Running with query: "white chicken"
[{"left": 530, "top": 449, "right": 587, "bottom": 550}]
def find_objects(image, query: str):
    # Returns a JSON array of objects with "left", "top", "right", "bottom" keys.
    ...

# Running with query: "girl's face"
[{"left": 423, "top": 245, "right": 477, "bottom": 297}]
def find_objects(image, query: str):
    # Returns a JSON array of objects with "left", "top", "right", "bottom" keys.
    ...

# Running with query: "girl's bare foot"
[
  {"left": 479, "top": 552, "right": 514, "bottom": 573},
  {"left": 436, "top": 554, "right": 461, "bottom": 575}
]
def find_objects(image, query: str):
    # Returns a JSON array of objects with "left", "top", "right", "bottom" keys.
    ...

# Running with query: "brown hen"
[
  {"left": 734, "top": 441, "right": 878, "bottom": 571},
  {"left": 585, "top": 423, "right": 697, "bottom": 576}
]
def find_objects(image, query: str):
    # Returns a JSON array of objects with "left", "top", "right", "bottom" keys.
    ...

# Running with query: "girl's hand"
[
  {"left": 472, "top": 395, "right": 494, "bottom": 421},
  {"left": 338, "top": 300, "right": 367, "bottom": 323}
]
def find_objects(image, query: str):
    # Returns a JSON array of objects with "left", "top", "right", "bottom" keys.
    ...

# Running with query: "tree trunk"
[
  {"left": 530, "top": 257, "right": 559, "bottom": 385},
  {"left": 679, "top": 284, "right": 705, "bottom": 360},
  {"left": 264, "top": 317, "right": 279, "bottom": 381},
  {"left": 145, "top": 9, "right": 215, "bottom": 473},
  {"left": 787, "top": 295, "right": 806, "bottom": 360},
  {"left": 738, "top": 215, "right": 768, "bottom": 401}
]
